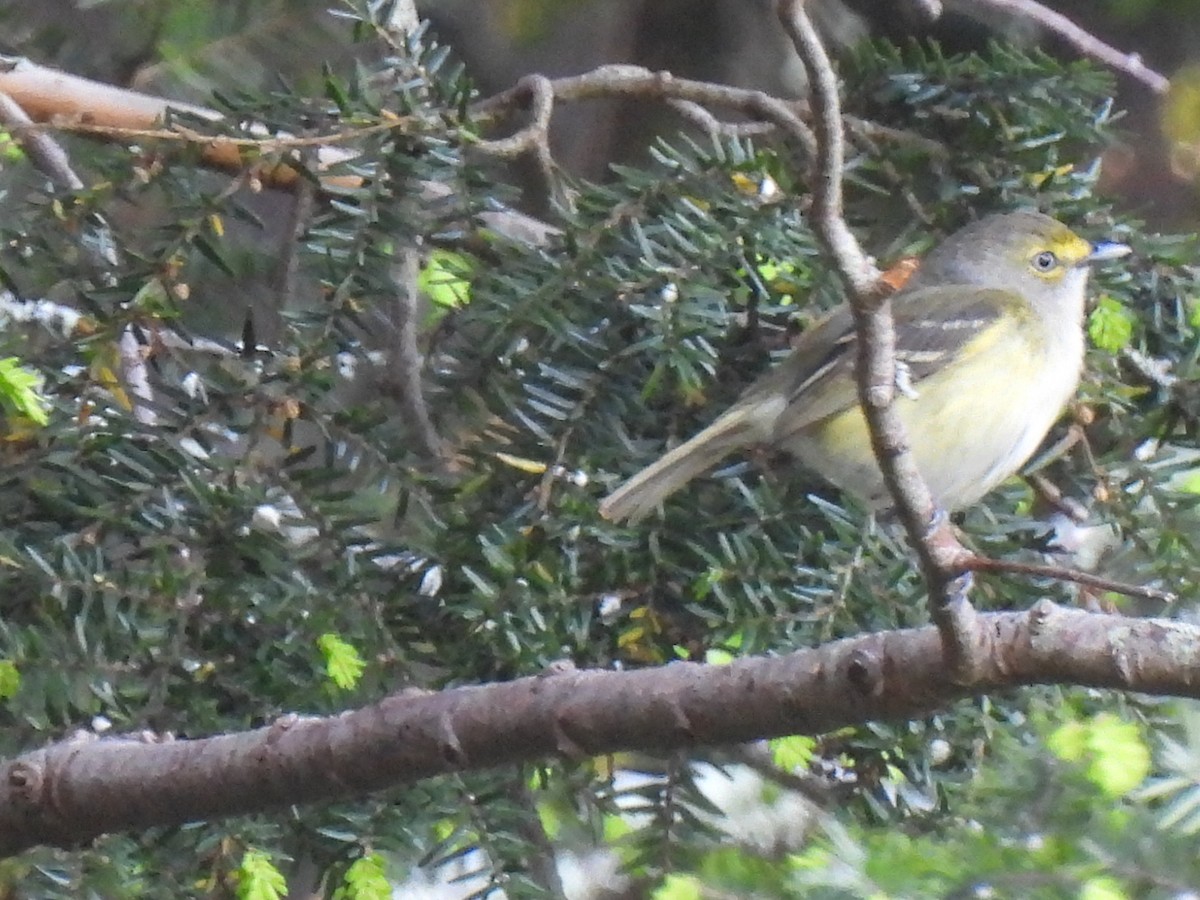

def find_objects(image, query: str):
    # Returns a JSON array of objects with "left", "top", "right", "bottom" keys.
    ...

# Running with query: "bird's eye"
[{"left": 1032, "top": 250, "right": 1059, "bottom": 272}]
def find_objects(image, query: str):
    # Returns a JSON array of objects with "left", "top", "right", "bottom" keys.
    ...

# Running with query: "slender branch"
[
  {"left": 117, "top": 328, "right": 157, "bottom": 427},
  {"left": 964, "top": 0, "right": 1170, "bottom": 95},
  {"left": 473, "top": 74, "right": 555, "bottom": 159},
  {"left": 2, "top": 601, "right": 1197, "bottom": 859},
  {"left": 0, "top": 91, "right": 84, "bottom": 190},
  {"left": 271, "top": 152, "right": 318, "bottom": 314},
  {"left": 0, "top": 90, "right": 117, "bottom": 271},
  {"left": 471, "top": 73, "right": 560, "bottom": 207},
  {"left": 844, "top": 114, "right": 948, "bottom": 158},
  {"left": 384, "top": 249, "right": 446, "bottom": 463},
  {"left": 370, "top": 5, "right": 449, "bottom": 466},
  {"left": 666, "top": 98, "right": 778, "bottom": 139},
  {"left": 1026, "top": 471, "right": 1090, "bottom": 523},
  {"left": 776, "top": 0, "right": 980, "bottom": 680},
  {"left": 0, "top": 90, "right": 160, "bottom": 429},
  {"left": 504, "top": 779, "right": 568, "bottom": 897},
  {"left": 772, "top": 9, "right": 879, "bottom": 295},
  {"left": 963, "top": 555, "right": 1175, "bottom": 604},
  {"left": 474, "top": 64, "right": 818, "bottom": 161}
]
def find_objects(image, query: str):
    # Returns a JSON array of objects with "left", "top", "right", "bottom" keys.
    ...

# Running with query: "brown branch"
[
  {"left": 1026, "top": 471, "right": 1090, "bottom": 523},
  {"left": 474, "top": 64, "right": 818, "bottom": 161},
  {"left": 0, "top": 55, "right": 362, "bottom": 191},
  {"left": 0, "top": 56, "right": 565, "bottom": 256},
  {"left": 471, "top": 73, "right": 560, "bottom": 208},
  {"left": 666, "top": 98, "right": 778, "bottom": 139},
  {"left": 271, "top": 152, "right": 318, "bottom": 313},
  {"left": 776, "top": 0, "right": 980, "bottom": 680},
  {"left": 0, "top": 90, "right": 84, "bottom": 190},
  {"left": 383, "top": 249, "right": 446, "bottom": 463},
  {"left": 2, "top": 602, "right": 1197, "bottom": 859},
  {"left": 0, "top": 89, "right": 118, "bottom": 270},
  {"left": 473, "top": 74, "right": 555, "bottom": 159},
  {"left": 844, "top": 114, "right": 948, "bottom": 159},
  {"left": 963, "top": 555, "right": 1175, "bottom": 604},
  {"left": 0, "top": 55, "right": 820, "bottom": 192},
  {"left": 965, "top": 0, "right": 1170, "bottom": 95}
]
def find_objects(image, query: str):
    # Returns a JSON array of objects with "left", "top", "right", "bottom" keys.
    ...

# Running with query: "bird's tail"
[{"left": 598, "top": 408, "right": 759, "bottom": 523}]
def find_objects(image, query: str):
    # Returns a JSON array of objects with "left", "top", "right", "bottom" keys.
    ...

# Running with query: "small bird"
[{"left": 599, "top": 211, "right": 1130, "bottom": 523}]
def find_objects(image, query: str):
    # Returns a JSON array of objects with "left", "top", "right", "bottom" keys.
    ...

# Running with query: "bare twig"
[
  {"left": 776, "top": 0, "right": 980, "bottom": 680},
  {"left": 272, "top": 153, "right": 318, "bottom": 314},
  {"left": 1026, "top": 471, "right": 1089, "bottom": 523},
  {"left": 371, "top": 1, "right": 447, "bottom": 466},
  {"left": 472, "top": 73, "right": 559, "bottom": 204},
  {"left": 384, "top": 249, "right": 445, "bottom": 463},
  {"left": 844, "top": 115, "right": 948, "bottom": 158},
  {"left": 118, "top": 327, "right": 157, "bottom": 427},
  {"left": 0, "top": 91, "right": 84, "bottom": 190},
  {"left": 0, "top": 90, "right": 117, "bottom": 270},
  {"left": 475, "top": 64, "right": 818, "bottom": 161},
  {"left": 666, "top": 98, "right": 778, "bottom": 139},
  {"left": 963, "top": 0, "right": 1170, "bottom": 94},
  {"left": 0, "top": 54, "right": 362, "bottom": 191},
  {"left": 473, "top": 74, "right": 555, "bottom": 159},
  {"left": 505, "top": 779, "right": 568, "bottom": 897},
  {"left": 963, "top": 554, "right": 1174, "bottom": 604}
]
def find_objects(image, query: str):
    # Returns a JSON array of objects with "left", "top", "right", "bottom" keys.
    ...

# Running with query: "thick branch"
[{"left": 2, "top": 602, "right": 1197, "bottom": 859}]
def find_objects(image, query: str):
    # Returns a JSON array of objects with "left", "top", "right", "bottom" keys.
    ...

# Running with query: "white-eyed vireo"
[{"left": 599, "top": 211, "right": 1130, "bottom": 522}]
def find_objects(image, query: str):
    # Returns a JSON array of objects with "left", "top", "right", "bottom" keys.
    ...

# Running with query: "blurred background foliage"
[{"left": 0, "top": 0, "right": 1199, "bottom": 898}]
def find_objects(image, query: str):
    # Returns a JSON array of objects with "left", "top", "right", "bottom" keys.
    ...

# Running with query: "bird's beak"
[{"left": 1084, "top": 240, "right": 1131, "bottom": 264}]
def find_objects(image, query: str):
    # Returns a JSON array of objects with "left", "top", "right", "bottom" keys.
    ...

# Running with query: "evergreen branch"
[
  {"left": 2, "top": 601, "right": 1196, "bottom": 859},
  {"left": 0, "top": 86, "right": 155, "bottom": 432}
]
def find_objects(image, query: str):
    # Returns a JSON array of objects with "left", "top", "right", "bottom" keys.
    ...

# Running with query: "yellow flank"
[{"left": 802, "top": 308, "right": 1054, "bottom": 507}]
